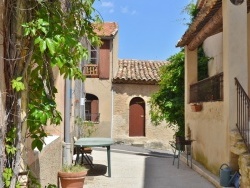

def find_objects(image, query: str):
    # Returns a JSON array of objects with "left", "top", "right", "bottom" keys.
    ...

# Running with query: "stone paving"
[{"left": 84, "top": 145, "right": 216, "bottom": 188}]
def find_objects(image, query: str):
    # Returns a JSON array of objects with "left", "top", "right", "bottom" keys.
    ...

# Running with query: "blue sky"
[{"left": 93, "top": 0, "right": 192, "bottom": 61}]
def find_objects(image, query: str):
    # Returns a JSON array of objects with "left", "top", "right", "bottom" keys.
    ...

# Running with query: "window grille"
[{"left": 190, "top": 72, "right": 223, "bottom": 103}]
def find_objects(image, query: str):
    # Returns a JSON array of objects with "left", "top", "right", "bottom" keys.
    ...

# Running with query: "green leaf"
[
  {"left": 40, "top": 113, "right": 48, "bottom": 124},
  {"left": 31, "top": 28, "right": 36, "bottom": 36},
  {"left": 39, "top": 40, "right": 47, "bottom": 53},
  {"left": 46, "top": 38, "right": 55, "bottom": 55},
  {"left": 32, "top": 139, "right": 43, "bottom": 151},
  {"left": 15, "top": 182, "right": 21, "bottom": 188},
  {"left": 11, "top": 77, "right": 25, "bottom": 91},
  {"left": 3, "top": 168, "right": 12, "bottom": 186},
  {"left": 6, "top": 145, "right": 16, "bottom": 155},
  {"left": 35, "top": 36, "right": 42, "bottom": 45}
]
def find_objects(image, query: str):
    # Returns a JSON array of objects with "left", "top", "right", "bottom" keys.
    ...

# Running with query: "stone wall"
[
  {"left": 112, "top": 84, "right": 174, "bottom": 150},
  {"left": 28, "top": 136, "right": 62, "bottom": 187},
  {"left": 230, "top": 130, "right": 250, "bottom": 188}
]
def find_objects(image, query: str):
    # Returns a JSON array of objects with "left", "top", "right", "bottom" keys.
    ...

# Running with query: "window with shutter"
[
  {"left": 99, "top": 39, "right": 110, "bottom": 79},
  {"left": 85, "top": 94, "right": 99, "bottom": 122}
]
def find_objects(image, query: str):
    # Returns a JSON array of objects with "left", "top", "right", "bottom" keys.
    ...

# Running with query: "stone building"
[
  {"left": 112, "top": 59, "right": 174, "bottom": 149},
  {"left": 83, "top": 23, "right": 174, "bottom": 150}
]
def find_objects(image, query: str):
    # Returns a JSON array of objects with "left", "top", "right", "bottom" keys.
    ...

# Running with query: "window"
[
  {"left": 85, "top": 93, "right": 99, "bottom": 122},
  {"left": 90, "top": 46, "right": 98, "bottom": 64},
  {"left": 190, "top": 72, "right": 223, "bottom": 103}
]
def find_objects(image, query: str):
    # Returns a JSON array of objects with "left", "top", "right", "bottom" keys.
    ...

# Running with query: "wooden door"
[
  {"left": 129, "top": 97, "right": 145, "bottom": 136},
  {"left": 91, "top": 100, "right": 99, "bottom": 122}
]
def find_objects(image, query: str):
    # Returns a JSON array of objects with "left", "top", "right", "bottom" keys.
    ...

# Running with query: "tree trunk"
[{"left": 3, "top": 0, "right": 32, "bottom": 187}]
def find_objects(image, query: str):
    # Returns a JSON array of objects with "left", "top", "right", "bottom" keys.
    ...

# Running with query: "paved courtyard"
[{"left": 84, "top": 145, "right": 216, "bottom": 188}]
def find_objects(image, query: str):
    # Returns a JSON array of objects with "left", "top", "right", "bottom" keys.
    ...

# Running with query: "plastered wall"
[
  {"left": 84, "top": 78, "right": 112, "bottom": 137},
  {"left": 186, "top": 101, "right": 227, "bottom": 175},
  {"left": 203, "top": 32, "right": 223, "bottom": 76}
]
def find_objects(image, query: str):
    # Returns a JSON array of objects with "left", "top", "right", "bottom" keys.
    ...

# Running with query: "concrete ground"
[{"left": 83, "top": 144, "right": 216, "bottom": 188}]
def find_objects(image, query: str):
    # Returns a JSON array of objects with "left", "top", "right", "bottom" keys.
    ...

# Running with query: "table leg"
[
  {"left": 177, "top": 144, "right": 180, "bottom": 169},
  {"left": 107, "top": 146, "right": 111, "bottom": 177},
  {"left": 75, "top": 147, "right": 79, "bottom": 165},
  {"left": 190, "top": 145, "right": 192, "bottom": 169}
]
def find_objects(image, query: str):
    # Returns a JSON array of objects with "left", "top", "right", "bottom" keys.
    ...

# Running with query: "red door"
[
  {"left": 91, "top": 100, "right": 99, "bottom": 122},
  {"left": 129, "top": 97, "right": 145, "bottom": 136}
]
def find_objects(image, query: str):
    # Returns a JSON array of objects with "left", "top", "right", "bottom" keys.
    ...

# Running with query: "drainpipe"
[
  {"left": 111, "top": 39, "right": 114, "bottom": 138},
  {"left": 64, "top": 78, "right": 71, "bottom": 165},
  {"left": 111, "top": 86, "right": 114, "bottom": 138}
]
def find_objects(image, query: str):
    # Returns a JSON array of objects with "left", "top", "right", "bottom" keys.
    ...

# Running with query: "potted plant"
[
  {"left": 190, "top": 103, "right": 202, "bottom": 112},
  {"left": 58, "top": 164, "right": 88, "bottom": 188}
]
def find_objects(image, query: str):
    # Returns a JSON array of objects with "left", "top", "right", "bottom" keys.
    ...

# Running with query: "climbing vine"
[
  {"left": 149, "top": 2, "right": 209, "bottom": 137},
  {"left": 2, "top": 0, "right": 101, "bottom": 187}
]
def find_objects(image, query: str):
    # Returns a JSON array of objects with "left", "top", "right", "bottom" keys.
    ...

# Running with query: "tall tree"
[
  {"left": 149, "top": 1, "right": 209, "bottom": 137},
  {"left": 2, "top": 0, "right": 101, "bottom": 187},
  {"left": 149, "top": 47, "right": 208, "bottom": 137}
]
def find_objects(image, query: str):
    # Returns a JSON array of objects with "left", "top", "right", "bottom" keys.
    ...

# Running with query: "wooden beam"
[{"left": 187, "top": 8, "right": 222, "bottom": 51}]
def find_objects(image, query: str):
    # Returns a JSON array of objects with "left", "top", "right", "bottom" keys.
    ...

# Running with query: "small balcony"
[
  {"left": 190, "top": 72, "right": 223, "bottom": 103},
  {"left": 85, "top": 113, "right": 100, "bottom": 123},
  {"left": 83, "top": 64, "right": 99, "bottom": 78}
]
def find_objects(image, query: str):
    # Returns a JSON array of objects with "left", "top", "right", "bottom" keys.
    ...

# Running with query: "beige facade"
[
  {"left": 84, "top": 24, "right": 119, "bottom": 138},
  {"left": 178, "top": 0, "right": 250, "bottom": 186},
  {"left": 83, "top": 23, "right": 174, "bottom": 150},
  {"left": 112, "top": 84, "right": 174, "bottom": 150}
]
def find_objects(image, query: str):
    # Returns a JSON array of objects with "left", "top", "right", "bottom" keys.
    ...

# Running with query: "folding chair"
[{"left": 172, "top": 136, "right": 193, "bottom": 169}]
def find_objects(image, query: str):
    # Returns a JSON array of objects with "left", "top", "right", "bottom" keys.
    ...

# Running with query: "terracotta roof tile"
[
  {"left": 112, "top": 59, "right": 169, "bottom": 85},
  {"left": 93, "top": 22, "right": 118, "bottom": 37},
  {"left": 177, "top": 0, "right": 222, "bottom": 47}
]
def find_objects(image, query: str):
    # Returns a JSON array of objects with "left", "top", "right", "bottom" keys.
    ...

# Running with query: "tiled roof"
[
  {"left": 177, "top": 0, "right": 222, "bottom": 47},
  {"left": 93, "top": 22, "right": 118, "bottom": 38},
  {"left": 112, "top": 59, "right": 169, "bottom": 85}
]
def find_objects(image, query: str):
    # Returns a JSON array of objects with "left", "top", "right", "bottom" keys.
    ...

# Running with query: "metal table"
[{"left": 74, "top": 137, "right": 114, "bottom": 177}]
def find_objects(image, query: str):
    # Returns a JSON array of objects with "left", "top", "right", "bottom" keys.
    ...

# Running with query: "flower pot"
[
  {"left": 191, "top": 104, "right": 202, "bottom": 112},
  {"left": 58, "top": 171, "right": 87, "bottom": 188}
]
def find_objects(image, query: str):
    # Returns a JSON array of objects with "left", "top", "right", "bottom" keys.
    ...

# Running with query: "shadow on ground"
[{"left": 86, "top": 164, "right": 107, "bottom": 176}]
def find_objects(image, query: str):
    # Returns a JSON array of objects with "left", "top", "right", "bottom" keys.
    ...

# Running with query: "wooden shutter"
[
  {"left": 91, "top": 100, "right": 99, "bottom": 122},
  {"left": 99, "top": 39, "right": 110, "bottom": 79}
]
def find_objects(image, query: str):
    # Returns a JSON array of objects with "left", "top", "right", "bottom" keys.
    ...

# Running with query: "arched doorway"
[
  {"left": 85, "top": 93, "right": 99, "bottom": 122},
  {"left": 129, "top": 97, "right": 145, "bottom": 136}
]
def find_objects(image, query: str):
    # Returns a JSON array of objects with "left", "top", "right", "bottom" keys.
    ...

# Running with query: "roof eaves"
[{"left": 176, "top": 0, "right": 221, "bottom": 47}]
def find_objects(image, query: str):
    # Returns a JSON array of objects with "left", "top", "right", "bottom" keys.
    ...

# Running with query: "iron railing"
[
  {"left": 190, "top": 72, "right": 223, "bottom": 103},
  {"left": 85, "top": 113, "right": 100, "bottom": 123},
  {"left": 82, "top": 64, "right": 98, "bottom": 77},
  {"left": 235, "top": 78, "right": 250, "bottom": 152}
]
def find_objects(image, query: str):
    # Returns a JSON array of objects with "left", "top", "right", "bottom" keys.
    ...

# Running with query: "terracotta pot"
[
  {"left": 58, "top": 171, "right": 87, "bottom": 188},
  {"left": 191, "top": 104, "right": 202, "bottom": 112}
]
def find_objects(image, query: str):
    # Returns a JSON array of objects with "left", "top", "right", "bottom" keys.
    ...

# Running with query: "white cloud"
[
  {"left": 131, "top": 10, "right": 137, "bottom": 15},
  {"left": 121, "top": 6, "right": 128, "bottom": 14},
  {"left": 101, "top": 1, "right": 114, "bottom": 8},
  {"left": 121, "top": 6, "right": 136, "bottom": 15},
  {"left": 109, "top": 9, "right": 114, "bottom": 13}
]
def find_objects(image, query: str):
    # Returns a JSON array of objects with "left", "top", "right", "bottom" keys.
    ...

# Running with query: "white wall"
[{"left": 203, "top": 32, "right": 223, "bottom": 77}]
